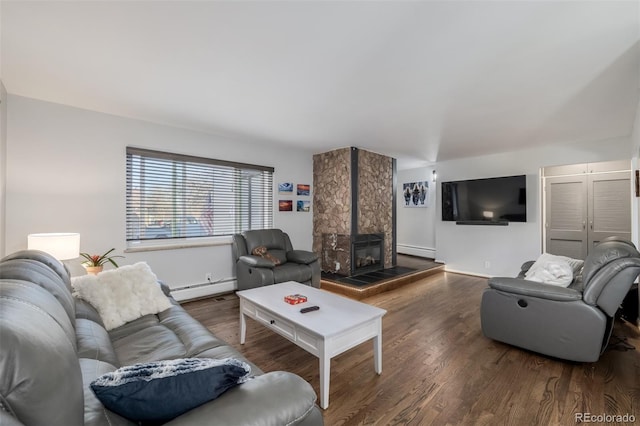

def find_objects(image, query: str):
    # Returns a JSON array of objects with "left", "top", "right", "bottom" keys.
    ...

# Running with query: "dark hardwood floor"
[{"left": 182, "top": 272, "right": 640, "bottom": 425}]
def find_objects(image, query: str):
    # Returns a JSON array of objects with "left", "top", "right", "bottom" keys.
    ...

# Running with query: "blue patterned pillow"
[{"left": 91, "top": 358, "right": 252, "bottom": 424}]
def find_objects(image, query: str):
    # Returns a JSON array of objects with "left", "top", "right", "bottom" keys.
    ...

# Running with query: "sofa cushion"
[
  {"left": 0, "top": 280, "right": 84, "bottom": 426},
  {"left": 112, "top": 322, "right": 188, "bottom": 365},
  {"left": 239, "top": 254, "right": 277, "bottom": 268},
  {"left": 2, "top": 279, "right": 77, "bottom": 350},
  {"left": 242, "top": 229, "right": 287, "bottom": 252},
  {"left": 0, "top": 258, "right": 77, "bottom": 324},
  {"left": 273, "top": 262, "right": 312, "bottom": 284},
  {"left": 2, "top": 249, "right": 72, "bottom": 290},
  {"left": 79, "top": 358, "right": 134, "bottom": 426},
  {"left": 72, "top": 262, "right": 172, "bottom": 330},
  {"left": 161, "top": 371, "right": 318, "bottom": 426},
  {"left": 158, "top": 304, "right": 237, "bottom": 357},
  {"left": 90, "top": 358, "right": 251, "bottom": 424},
  {"left": 76, "top": 318, "right": 121, "bottom": 366},
  {"left": 267, "top": 249, "right": 287, "bottom": 265},
  {"left": 76, "top": 298, "right": 106, "bottom": 327},
  {"left": 110, "top": 303, "right": 238, "bottom": 365}
]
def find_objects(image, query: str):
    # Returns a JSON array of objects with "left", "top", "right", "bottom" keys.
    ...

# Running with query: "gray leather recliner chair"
[
  {"left": 232, "top": 229, "right": 320, "bottom": 291},
  {"left": 481, "top": 238, "right": 640, "bottom": 362}
]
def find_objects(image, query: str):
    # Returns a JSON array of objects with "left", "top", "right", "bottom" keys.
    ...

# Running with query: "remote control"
[{"left": 300, "top": 305, "right": 320, "bottom": 313}]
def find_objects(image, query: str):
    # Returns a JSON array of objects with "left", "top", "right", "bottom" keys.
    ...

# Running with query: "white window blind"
[{"left": 126, "top": 147, "right": 273, "bottom": 242}]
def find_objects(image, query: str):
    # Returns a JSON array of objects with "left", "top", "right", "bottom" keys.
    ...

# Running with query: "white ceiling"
[{"left": 2, "top": 1, "right": 639, "bottom": 168}]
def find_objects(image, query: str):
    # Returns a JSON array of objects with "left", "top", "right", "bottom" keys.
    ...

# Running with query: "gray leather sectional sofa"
[{"left": 0, "top": 250, "right": 323, "bottom": 426}]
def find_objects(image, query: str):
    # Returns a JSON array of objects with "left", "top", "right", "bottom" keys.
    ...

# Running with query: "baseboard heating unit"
[{"left": 171, "top": 277, "right": 236, "bottom": 302}]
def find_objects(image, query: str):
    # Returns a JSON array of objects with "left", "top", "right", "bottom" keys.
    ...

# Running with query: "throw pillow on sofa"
[
  {"left": 91, "top": 357, "right": 252, "bottom": 424},
  {"left": 71, "top": 262, "right": 172, "bottom": 330},
  {"left": 524, "top": 253, "right": 584, "bottom": 287}
]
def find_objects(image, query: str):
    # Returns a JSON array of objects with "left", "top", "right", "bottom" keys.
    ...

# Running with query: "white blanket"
[{"left": 524, "top": 253, "right": 576, "bottom": 287}]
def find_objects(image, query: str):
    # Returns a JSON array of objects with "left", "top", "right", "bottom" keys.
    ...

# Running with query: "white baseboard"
[
  {"left": 171, "top": 279, "right": 236, "bottom": 302},
  {"left": 443, "top": 267, "right": 490, "bottom": 278},
  {"left": 397, "top": 244, "right": 436, "bottom": 259}
]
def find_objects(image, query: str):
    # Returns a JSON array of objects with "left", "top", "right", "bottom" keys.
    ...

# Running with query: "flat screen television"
[{"left": 441, "top": 175, "right": 527, "bottom": 224}]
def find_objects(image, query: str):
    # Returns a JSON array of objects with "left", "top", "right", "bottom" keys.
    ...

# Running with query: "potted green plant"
[{"left": 80, "top": 248, "right": 123, "bottom": 275}]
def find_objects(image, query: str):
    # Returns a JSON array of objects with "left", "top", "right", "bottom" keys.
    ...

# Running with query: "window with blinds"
[{"left": 126, "top": 147, "right": 274, "bottom": 242}]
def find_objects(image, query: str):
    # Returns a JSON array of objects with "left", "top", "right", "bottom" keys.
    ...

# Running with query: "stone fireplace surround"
[{"left": 313, "top": 147, "right": 396, "bottom": 277}]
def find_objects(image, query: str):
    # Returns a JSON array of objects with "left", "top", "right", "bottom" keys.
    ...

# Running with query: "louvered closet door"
[
  {"left": 545, "top": 175, "right": 588, "bottom": 259},
  {"left": 587, "top": 171, "right": 631, "bottom": 249}
]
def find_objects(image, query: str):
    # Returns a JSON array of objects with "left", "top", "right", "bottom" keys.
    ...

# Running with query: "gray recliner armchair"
[
  {"left": 481, "top": 238, "right": 640, "bottom": 362},
  {"left": 232, "top": 229, "right": 320, "bottom": 291}
]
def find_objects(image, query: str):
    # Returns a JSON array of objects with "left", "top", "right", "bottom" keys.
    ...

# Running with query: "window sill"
[{"left": 125, "top": 236, "right": 233, "bottom": 253}]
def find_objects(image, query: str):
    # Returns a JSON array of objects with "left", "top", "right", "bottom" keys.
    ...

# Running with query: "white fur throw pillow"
[
  {"left": 524, "top": 253, "right": 578, "bottom": 287},
  {"left": 72, "top": 262, "right": 172, "bottom": 330}
]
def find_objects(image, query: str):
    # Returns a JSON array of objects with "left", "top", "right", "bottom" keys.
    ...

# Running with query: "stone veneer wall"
[
  {"left": 313, "top": 147, "right": 394, "bottom": 274},
  {"left": 312, "top": 148, "right": 352, "bottom": 261},
  {"left": 358, "top": 149, "right": 394, "bottom": 269}
]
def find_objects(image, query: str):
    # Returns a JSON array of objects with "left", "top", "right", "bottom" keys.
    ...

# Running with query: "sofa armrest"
[
  {"left": 164, "top": 371, "right": 320, "bottom": 426},
  {"left": 238, "top": 255, "right": 276, "bottom": 268},
  {"left": 158, "top": 280, "right": 171, "bottom": 297},
  {"left": 520, "top": 260, "right": 535, "bottom": 273},
  {"left": 287, "top": 250, "right": 319, "bottom": 265},
  {"left": 488, "top": 277, "right": 582, "bottom": 302}
]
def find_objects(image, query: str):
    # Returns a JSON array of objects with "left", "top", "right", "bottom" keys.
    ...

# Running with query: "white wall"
[
  {"left": 0, "top": 6, "right": 5, "bottom": 259},
  {"left": 435, "top": 136, "right": 634, "bottom": 277},
  {"left": 396, "top": 167, "right": 437, "bottom": 258},
  {"left": 0, "top": 81, "right": 7, "bottom": 258},
  {"left": 634, "top": 98, "right": 640, "bottom": 155},
  {"left": 5, "top": 95, "right": 314, "bottom": 299},
  {"left": 632, "top": 97, "right": 640, "bottom": 246}
]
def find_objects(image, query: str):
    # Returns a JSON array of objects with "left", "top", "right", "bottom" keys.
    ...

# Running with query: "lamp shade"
[{"left": 27, "top": 233, "right": 80, "bottom": 260}]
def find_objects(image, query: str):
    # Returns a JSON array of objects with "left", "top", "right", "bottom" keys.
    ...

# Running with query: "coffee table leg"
[
  {"left": 319, "top": 343, "right": 330, "bottom": 409},
  {"left": 374, "top": 320, "right": 382, "bottom": 374},
  {"left": 239, "top": 299, "right": 247, "bottom": 345}
]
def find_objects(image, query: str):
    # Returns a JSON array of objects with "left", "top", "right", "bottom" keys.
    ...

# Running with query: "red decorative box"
[{"left": 284, "top": 294, "right": 308, "bottom": 305}]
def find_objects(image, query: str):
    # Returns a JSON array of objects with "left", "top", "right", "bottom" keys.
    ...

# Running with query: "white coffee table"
[{"left": 237, "top": 281, "right": 386, "bottom": 409}]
